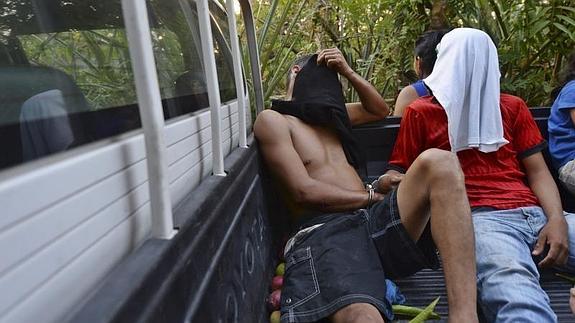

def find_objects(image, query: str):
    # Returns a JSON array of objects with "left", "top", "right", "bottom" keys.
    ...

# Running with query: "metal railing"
[
  {"left": 121, "top": 0, "right": 176, "bottom": 240},
  {"left": 197, "top": 0, "right": 226, "bottom": 177},
  {"left": 120, "top": 0, "right": 263, "bottom": 239},
  {"left": 227, "top": 0, "right": 248, "bottom": 149}
]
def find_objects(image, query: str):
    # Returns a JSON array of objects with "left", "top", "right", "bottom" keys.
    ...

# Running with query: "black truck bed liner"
[{"left": 394, "top": 267, "right": 574, "bottom": 322}]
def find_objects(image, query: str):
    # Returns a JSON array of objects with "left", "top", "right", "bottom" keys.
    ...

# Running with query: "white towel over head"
[{"left": 423, "top": 28, "right": 509, "bottom": 153}]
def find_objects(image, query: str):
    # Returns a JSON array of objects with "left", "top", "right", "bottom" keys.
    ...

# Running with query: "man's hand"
[
  {"left": 372, "top": 191, "right": 385, "bottom": 205},
  {"left": 532, "top": 215, "right": 569, "bottom": 268},
  {"left": 375, "top": 173, "right": 404, "bottom": 194},
  {"left": 317, "top": 48, "right": 389, "bottom": 125},
  {"left": 317, "top": 48, "right": 353, "bottom": 78}
]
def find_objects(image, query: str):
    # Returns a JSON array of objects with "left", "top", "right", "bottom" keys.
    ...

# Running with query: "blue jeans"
[{"left": 473, "top": 207, "right": 575, "bottom": 323}]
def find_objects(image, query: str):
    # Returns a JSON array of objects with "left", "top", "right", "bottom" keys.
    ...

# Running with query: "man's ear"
[
  {"left": 291, "top": 65, "right": 301, "bottom": 76},
  {"left": 286, "top": 65, "right": 301, "bottom": 100},
  {"left": 414, "top": 58, "right": 422, "bottom": 78}
]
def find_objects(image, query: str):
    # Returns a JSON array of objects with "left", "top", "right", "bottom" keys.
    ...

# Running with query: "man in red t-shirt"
[{"left": 378, "top": 28, "right": 575, "bottom": 321}]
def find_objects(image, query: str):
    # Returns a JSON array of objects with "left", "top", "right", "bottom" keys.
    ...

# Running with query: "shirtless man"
[{"left": 254, "top": 48, "right": 478, "bottom": 323}]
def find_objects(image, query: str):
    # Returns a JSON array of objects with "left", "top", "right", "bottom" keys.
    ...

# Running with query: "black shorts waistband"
[{"left": 295, "top": 211, "right": 359, "bottom": 231}]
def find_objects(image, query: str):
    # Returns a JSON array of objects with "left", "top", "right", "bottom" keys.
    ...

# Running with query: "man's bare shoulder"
[
  {"left": 394, "top": 85, "right": 419, "bottom": 116},
  {"left": 253, "top": 109, "right": 290, "bottom": 143}
]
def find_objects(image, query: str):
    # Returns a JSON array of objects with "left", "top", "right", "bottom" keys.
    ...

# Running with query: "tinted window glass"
[
  {"left": 0, "top": 0, "right": 141, "bottom": 170},
  {"left": 0, "top": 0, "right": 237, "bottom": 171},
  {"left": 147, "top": 0, "right": 237, "bottom": 120},
  {"left": 147, "top": 0, "right": 209, "bottom": 118},
  {"left": 17, "top": 30, "right": 137, "bottom": 110}
]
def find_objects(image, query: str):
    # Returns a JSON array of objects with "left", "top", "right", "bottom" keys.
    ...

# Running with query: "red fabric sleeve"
[
  {"left": 511, "top": 98, "right": 546, "bottom": 158},
  {"left": 388, "top": 106, "right": 427, "bottom": 172}
]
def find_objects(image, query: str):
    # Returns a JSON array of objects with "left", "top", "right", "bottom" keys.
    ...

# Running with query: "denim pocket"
[
  {"left": 283, "top": 246, "right": 320, "bottom": 309},
  {"left": 522, "top": 207, "right": 547, "bottom": 238}
]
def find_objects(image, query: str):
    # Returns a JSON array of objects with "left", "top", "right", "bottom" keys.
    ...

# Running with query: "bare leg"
[
  {"left": 330, "top": 303, "right": 385, "bottom": 323},
  {"left": 396, "top": 149, "right": 478, "bottom": 322}
]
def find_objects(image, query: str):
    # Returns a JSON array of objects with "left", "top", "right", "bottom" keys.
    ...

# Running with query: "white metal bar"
[
  {"left": 197, "top": 0, "right": 226, "bottom": 176},
  {"left": 238, "top": 0, "right": 265, "bottom": 115},
  {"left": 226, "top": 0, "right": 248, "bottom": 148},
  {"left": 121, "top": 0, "right": 176, "bottom": 239}
]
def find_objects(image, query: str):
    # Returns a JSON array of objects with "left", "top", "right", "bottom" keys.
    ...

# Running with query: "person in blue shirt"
[
  {"left": 549, "top": 51, "right": 575, "bottom": 196},
  {"left": 394, "top": 29, "right": 450, "bottom": 116}
]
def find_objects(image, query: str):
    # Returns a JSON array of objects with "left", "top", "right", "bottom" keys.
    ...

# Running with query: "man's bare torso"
[{"left": 285, "top": 115, "right": 364, "bottom": 195}]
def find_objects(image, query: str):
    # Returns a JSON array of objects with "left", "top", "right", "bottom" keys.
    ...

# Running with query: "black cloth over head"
[{"left": 271, "top": 54, "right": 365, "bottom": 175}]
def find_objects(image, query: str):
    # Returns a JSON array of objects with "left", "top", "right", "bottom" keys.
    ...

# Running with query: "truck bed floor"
[{"left": 394, "top": 267, "right": 574, "bottom": 322}]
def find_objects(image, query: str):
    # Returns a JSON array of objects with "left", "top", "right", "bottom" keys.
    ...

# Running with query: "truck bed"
[{"left": 70, "top": 108, "right": 575, "bottom": 323}]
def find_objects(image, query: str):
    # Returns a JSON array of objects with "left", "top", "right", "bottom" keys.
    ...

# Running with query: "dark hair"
[
  {"left": 414, "top": 29, "right": 451, "bottom": 78},
  {"left": 551, "top": 51, "right": 575, "bottom": 101},
  {"left": 286, "top": 54, "right": 314, "bottom": 87}
]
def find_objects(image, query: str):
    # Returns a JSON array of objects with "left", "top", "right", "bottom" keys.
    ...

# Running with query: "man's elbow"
[
  {"left": 293, "top": 187, "right": 313, "bottom": 206},
  {"left": 374, "top": 103, "right": 390, "bottom": 119},
  {"left": 293, "top": 183, "right": 320, "bottom": 207}
]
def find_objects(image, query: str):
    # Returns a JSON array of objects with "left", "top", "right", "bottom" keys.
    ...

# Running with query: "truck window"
[
  {"left": 0, "top": 0, "right": 237, "bottom": 171},
  {"left": 17, "top": 29, "right": 137, "bottom": 110},
  {"left": 0, "top": 0, "right": 140, "bottom": 170}
]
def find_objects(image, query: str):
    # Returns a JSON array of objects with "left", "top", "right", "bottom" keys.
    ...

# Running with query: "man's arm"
[
  {"left": 522, "top": 152, "right": 569, "bottom": 268},
  {"left": 254, "top": 110, "right": 382, "bottom": 212},
  {"left": 571, "top": 108, "right": 575, "bottom": 126},
  {"left": 317, "top": 48, "right": 389, "bottom": 126}
]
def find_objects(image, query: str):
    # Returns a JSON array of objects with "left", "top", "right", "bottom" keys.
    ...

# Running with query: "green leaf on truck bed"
[
  {"left": 392, "top": 305, "right": 441, "bottom": 319},
  {"left": 408, "top": 297, "right": 440, "bottom": 323},
  {"left": 556, "top": 273, "right": 575, "bottom": 284}
]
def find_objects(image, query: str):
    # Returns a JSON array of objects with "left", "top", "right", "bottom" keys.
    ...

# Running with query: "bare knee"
[
  {"left": 331, "top": 303, "right": 385, "bottom": 323},
  {"left": 417, "top": 148, "right": 459, "bottom": 171},
  {"left": 417, "top": 149, "right": 464, "bottom": 184}
]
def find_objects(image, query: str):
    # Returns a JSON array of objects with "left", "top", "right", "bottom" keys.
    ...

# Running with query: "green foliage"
[
  {"left": 450, "top": 0, "right": 575, "bottom": 105},
  {"left": 249, "top": 0, "right": 575, "bottom": 108},
  {"left": 18, "top": 27, "right": 191, "bottom": 110},
  {"left": 19, "top": 30, "right": 137, "bottom": 110},
  {"left": 5, "top": 0, "right": 573, "bottom": 111},
  {"left": 6, "top": 0, "right": 234, "bottom": 111}
]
